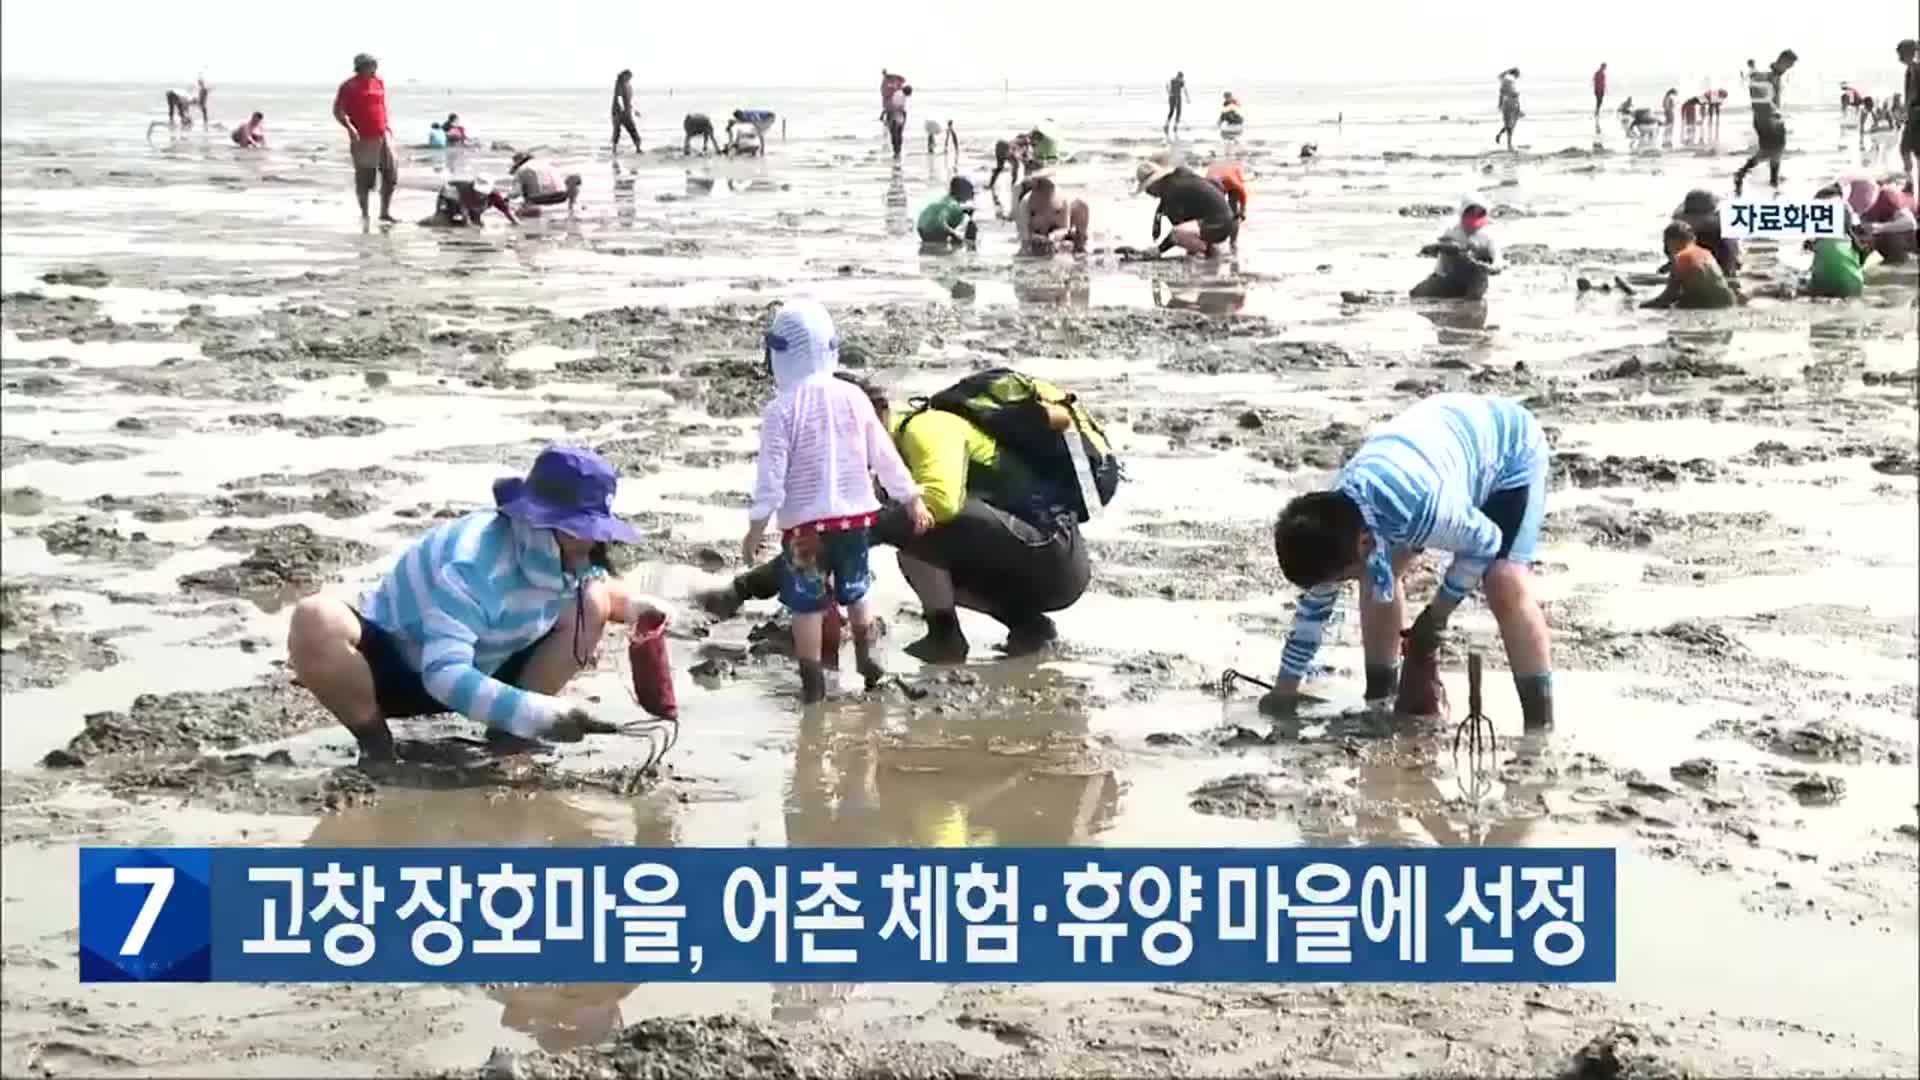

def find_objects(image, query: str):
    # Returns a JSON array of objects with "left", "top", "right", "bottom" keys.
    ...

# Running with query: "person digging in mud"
[
  {"left": 1262, "top": 393, "right": 1556, "bottom": 734},
  {"left": 988, "top": 133, "right": 1029, "bottom": 199},
  {"left": 510, "top": 150, "right": 582, "bottom": 216},
  {"left": 1015, "top": 171, "right": 1091, "bottom": 256},
  {"left": 231, "top": 111, "right": 266, "bottom": 149},
  {"left": 1641, "top": 221, "right": 1738, "bottom": 309},
  {"left": 285, "top": 445, "right": 673, "bottom": 764},
  {"left": 1410, "top": 195, "right": 1501, "bottom": 300},
  {"left": 683, "top": 112, "right": 720, "bottom": 155},
  {"left": 699, "top": 374, "right": 1093, "bottom": 663},
  {"left": 1734, "top": 48, "right": 1798, "bottom": 196},
  {"left": 421, "top": 177, "right": 517, "bottom": 228},
  {"left": 1803, "top": 189, "right": 1874, "bottom": 299},
  {"left": 1664, "top": 188, "right": 1740, "bottom": 278},
  {"left": 1134, "top": 158, "right": 1237, "bottom": 258},
  {"left": 1206, "top": 161, "right": 1249, "bottom": 253},
  {"left": 333, "top": 52, "right": 398, "bottom": 224},
  {"left": 917, "top": 175, "right": 979, "bottom": 249},
  {"left": 741, "top": 300, "right": 933, "bottom": 704},
  {"left": 727, "top": 109, "right": 777, "bottom": 157},
  {"left": 1860, "top": 178, "right": 1917, "bottom": 264}
]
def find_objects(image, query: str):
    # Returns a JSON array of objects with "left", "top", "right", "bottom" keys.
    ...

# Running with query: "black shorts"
[
  {"left": 1198, "top": 218, "right": 1235, "bottom": 245},
  {"left": 1479, "top": 485, "right": 1530, "bottom": 561},
  {"left": 354, "top": 611, "right": 540, "bottom": 719},
  {"left": 1902, "top": 118, "right": 1920, "bottom": 156},
  {"left": 1755, "top": 115, "right": 1787, "bottom": 152},
  {"left": 877, "top": 498, "right": 1090, "bottom": 622}
]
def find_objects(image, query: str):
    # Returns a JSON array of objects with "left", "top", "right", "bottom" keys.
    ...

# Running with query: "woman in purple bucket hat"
[{"left": 287, "top": 445, "right": 670, "bottom": 763}]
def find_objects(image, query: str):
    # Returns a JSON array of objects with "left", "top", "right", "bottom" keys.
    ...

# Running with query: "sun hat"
[
  {"left": 510, "top": 150, "right": 535, "bottom": 171},
  {"left": 1134, "top": 157, "right": 1177, "bottom": 194},
  {"left": 492, "top": 446, "right": 639, "bottom": 543}
]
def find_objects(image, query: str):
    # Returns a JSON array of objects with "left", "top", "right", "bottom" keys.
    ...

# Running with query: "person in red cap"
[
  {"left": 286, "top": 445, "right": 671, "bottom": 763},
  {"left": 1410, "top": 195, "right": 1502, "bottom": 300}
]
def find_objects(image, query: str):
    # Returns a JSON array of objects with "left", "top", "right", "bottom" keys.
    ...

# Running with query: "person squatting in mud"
[
  {"left": 1014, "top": 171, "right": 1090, "bottom": 256},
  {"left": 683, "top": 112, "right": 721, "bottom": 155},
  {"left": 917, "top": 175, "right": 979, "bottom": 249},
  {"left": 422, "top": 178, "right": 516, "bottom": 227},
  {"left": 739, "top": 300, "right": 934, "bottom": 704},
  {"left": 333, "top": 52, "right": 398, "bottom": 224},
  {"left": 700, "top": 368, "right": 1096, "bottom": 664},
  {"left": 510, "top": 150, "right": 582, "bottom": 216},
  {"left": 1410, "top": 194, "right": 1501, "bottom": 299},
  {"left": 286, "top": 445, "right": 672, "bottom": 763},
  {"left": 1133, "top": 158, "right": 1237, "bottom": 258},
  {"left": 1262, "top": 393, "right": 1556, "bottom": 733},
  {"left": 1641, "top": 221, "right": 1738, "bottom": 309}
]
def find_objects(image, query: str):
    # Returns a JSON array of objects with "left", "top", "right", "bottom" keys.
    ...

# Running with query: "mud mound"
[
  {"left": 0, "top": 437, "right": 140, "bottom": 469},
  {"left": 1561, "top": 1023, "right": 1687, "bottom": 1080},
  {"left": 1581, "top": 345, "right": 1744, "bottom": 381},
  {"left": 454, "top": 1015, "right": 986, "bottom": 1080},
  {"left": 39, "top": 266, "right": 112, "bottom": 288},
  {"left": 180, "top": 524, "right": 375, "bottom": 596},
  {"left": 45, "top": 677, "right": 336, "bottom": 765},
  {"left": 1703, "top": 716, "right": 1913, "bottom": 766},
  {"left": 1, "top": 627, "right": 124, "bottom": 692},
  {"left": 32, "top": 515, "right": 176, "bottom": 567},
  {"left": 222, "top": 464, "right": 420, "bottom": 489},
  {"left": 1553, "top": 453, "right": 1720, "bottom": 488},
  {"left": 224, "top": 412, "right": 388, "bottom": 438}
]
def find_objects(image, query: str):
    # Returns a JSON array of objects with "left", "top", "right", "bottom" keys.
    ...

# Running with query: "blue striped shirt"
[
  {"left": 1278, "top": 394, "right": 1547, "bottom": 681},
  {"left": 360, "top": 512, "right": 601, "bottom": 737}
]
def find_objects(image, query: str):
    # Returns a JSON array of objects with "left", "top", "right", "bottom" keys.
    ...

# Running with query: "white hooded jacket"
[{"left": 748, "top": 300, "right": 918, "bottom": 531}]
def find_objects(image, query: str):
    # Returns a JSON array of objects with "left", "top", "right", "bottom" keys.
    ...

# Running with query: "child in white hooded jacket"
[{"left": 743, "top": 300, "right": 931, "bottom": 704}]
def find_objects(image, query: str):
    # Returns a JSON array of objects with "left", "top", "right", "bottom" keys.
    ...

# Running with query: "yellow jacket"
[{"left": 890, "top": 408, "right": 1003, "bottom": 524}]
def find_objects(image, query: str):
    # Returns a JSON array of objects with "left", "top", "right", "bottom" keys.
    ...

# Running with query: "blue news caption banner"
[{"left": 81, "top": 847, "right": 1615, "bottom": 984}]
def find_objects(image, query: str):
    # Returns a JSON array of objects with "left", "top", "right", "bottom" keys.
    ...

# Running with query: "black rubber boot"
[
  {"left": 1363, "top": 663, "right": 1400, "bottom": 703},
  {"left": 695, "top": 583, "right": 745, "bottom": 620},
  {"left": 1516, "top": 676, "right": 1555, "bottom": 734},
  {"left": 353, "top": 722, "right": 398, "bottom": 764},
  {"left": 799, "top": 660, "right": 828, "bottom": 705},
  {"left": 999, "top": 614, "right": 1058, "bottom": 657},
  {"left": 852, "top": 626, "right": 886, "bottom": 689},
  {"left": 904, "top": 609, "right": 969, "bottom": 663}
]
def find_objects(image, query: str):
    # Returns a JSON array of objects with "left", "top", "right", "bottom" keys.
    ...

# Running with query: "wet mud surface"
[{"left": 3, "top": 93, "right": 1917, "bottom": 1078}]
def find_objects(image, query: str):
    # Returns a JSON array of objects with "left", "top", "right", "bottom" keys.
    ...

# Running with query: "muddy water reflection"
[{"left": 304, "top": 789, "right": 680, "bottom": 1053}]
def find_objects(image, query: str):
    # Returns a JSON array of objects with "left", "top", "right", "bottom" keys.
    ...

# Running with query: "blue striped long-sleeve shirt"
[
  {"left": 1278, "top": 395, "right": 1546, "bottom": 681},
  {"left": 360, "top": 511, "right": 602, "bottom": 737}
]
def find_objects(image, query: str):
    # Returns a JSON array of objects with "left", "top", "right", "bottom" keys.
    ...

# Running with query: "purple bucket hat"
[{"left": 492, "top": 445, "right": 639, "bottom": 543}]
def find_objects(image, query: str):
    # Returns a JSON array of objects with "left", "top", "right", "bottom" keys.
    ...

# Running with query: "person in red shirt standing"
[
  {"left": 1592, "top": 63, "right": 1607, "bottom": 126},
  {"left": 332, "top": 52, "right": 397, "bottom": 224}
]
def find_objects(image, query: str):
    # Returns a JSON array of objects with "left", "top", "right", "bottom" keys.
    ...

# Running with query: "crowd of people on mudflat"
[{"left": 131, "top": 47, "right": 1919, "bottom": 762}]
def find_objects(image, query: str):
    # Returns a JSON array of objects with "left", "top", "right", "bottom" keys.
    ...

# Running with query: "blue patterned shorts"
[{"left": 777, "top": 527, "right": 875, "bottom": 614}]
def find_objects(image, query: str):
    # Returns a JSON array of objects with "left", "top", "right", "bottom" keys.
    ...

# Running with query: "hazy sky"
[{"left": 2, "top": 0, "right": 1914, "bottom": 87}]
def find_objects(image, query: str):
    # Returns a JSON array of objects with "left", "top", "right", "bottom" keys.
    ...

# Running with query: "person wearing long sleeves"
[
  {"left": 741, "top": 300, "right": 931, "bottom": 703},
  {"left": 1262, "top": 394, "right": 1556, "bottom": 732},
  {"left": 286, "top": 446, "right": 671, "bottom": 762}
]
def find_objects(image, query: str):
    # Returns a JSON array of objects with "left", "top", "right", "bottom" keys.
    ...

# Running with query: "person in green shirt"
[
  {"left": 1803, "top": 196, "right": 1873, "bottom": 298},
  {"left": 916, "top": 176, "right": 978, "bottom": 248},
  {"left": 1027, "top": 126, "right": 1060, "bottom": 165}
]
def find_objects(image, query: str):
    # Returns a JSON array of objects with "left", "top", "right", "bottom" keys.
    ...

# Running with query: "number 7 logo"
[{"left": 116, "top": 866, "right": 175, "bottom": 956}]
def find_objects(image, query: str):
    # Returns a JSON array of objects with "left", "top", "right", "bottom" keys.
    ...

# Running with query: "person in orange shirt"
[{"left": 1205, "top": 161, "right": 1249, "bottom": 252}]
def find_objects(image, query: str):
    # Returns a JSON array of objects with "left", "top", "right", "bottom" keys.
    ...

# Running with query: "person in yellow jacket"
[{"left": 698, "top": 373, "right": 1090, "bottom": 660}]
